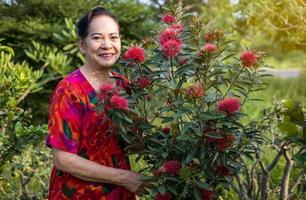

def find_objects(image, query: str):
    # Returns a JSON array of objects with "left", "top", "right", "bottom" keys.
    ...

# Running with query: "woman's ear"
[{"left": 79, "top": 39, "right": 86, "bottom": 54}]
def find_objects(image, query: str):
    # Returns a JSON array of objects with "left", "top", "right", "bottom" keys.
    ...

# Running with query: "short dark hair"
[{"left": 76, "top": 7, "right": 119, "bottom": 39}]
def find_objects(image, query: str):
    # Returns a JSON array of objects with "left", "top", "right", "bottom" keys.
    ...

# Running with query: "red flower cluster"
[
  {"left": 217, "top": 97, "right": 240, "bottom": 114},
  {"left": 159, "top": 14, "right": 184, "bottom": 58},
  {"left": 137, "top": 76, "right": 150, "bottom": 89},
  {"left": 162, "top": 13, "right": 176, "bottom": 24},
  {"left": 155, "top": 192, "right": 173, "bottom": 200},
  {"left": 159, "top": 29, "right": 180, "bottom": 45},
  {"left": 203, "top": 43, "right": 217, "bottom": 52},
  {"left": 110, "top": 95, "right": 128, "bottom": 110},
  {"left": 171, "top": 23, "right": 184, "bottom": 33},
  {"left": 200, "top": 189, "right": 214, "bottom": 200},
  {"left": 163, "top": 160, "right": 182, "bottom": 175},
  {"left": 186, "top": 83, "right": 205, "bottom": 98},
  {"left": 214, "top": 165, "right": 230, "bottom": 177},
  {"left": 162, "top": 127, "right": 171, "bottom": 134},
  {"left": 161, "top": 40, "right": 182, "bottom": 57},
  {"left": 123, "top": 47, "right": 145, "bottom": 63},
  {"left": 216, "top": 135, "right": 235, "bottom": 151},
  {"left": 240, "top": 50, "right": 256, "bottom": 67},
  {"left": 204, "top": 29, "right": 224, "bottom": 42},
  {"left": 153, "top": 160, "right": 182, "bottom": 176},
  {"left": 204, "top": 128, "right": 235, "bottom": 151},
  {"left": 99, "top": 82, "right": 114, "bottom": 93}
]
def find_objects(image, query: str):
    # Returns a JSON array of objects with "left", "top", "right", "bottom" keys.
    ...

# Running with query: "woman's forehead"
[{"left": 88, "top": 15, "right": 120, "bottom": 34}]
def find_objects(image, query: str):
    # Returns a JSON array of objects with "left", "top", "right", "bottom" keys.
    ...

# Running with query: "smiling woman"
[{"left": 45, "top": 7, "right": 145, "bottom": 200}]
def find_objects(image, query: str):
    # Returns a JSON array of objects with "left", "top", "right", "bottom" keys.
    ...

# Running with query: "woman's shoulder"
[{"left": 53, "top": 69, "right": 85, "bottom": 96}]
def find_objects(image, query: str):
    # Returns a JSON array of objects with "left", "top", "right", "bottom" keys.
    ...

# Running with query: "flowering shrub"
[{"left": 109, "top": 6, "right": 271, "bottom": 200}]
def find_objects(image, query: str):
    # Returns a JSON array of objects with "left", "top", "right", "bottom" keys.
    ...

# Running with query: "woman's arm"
[{"left": 52, "top": 148, "right": 143, "bottom": 193}]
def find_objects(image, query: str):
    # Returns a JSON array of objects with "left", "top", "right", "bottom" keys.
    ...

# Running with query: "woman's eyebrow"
[{"left": 90, "top": 32, "right": 119, "bottom": 37}]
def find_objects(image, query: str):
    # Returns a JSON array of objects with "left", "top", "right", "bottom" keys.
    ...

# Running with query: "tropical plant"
[
  {"left": 98, "top": 6, "right": 273, "bottom": 199},
  {"left": 0, "top": 40, "right": 47, "bottom": 168}
]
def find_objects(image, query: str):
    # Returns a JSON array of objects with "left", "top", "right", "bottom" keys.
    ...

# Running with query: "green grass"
[
  {"left": 243, "top": 73, "right": 306, "bottom": 121},
  {"left": 265, "top": 51, "right": 306, "bottom": 69}
]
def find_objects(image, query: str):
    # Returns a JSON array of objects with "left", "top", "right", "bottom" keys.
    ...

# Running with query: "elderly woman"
[{"left": 46, "top": 7, "right": 143, "bottom": 199}]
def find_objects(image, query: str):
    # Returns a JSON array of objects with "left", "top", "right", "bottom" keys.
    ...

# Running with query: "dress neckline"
[{"left": 77, "top": 68, "right": 117, "bottom": 94}]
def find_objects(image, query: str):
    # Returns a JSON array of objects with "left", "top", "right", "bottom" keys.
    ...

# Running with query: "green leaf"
[
  {"left": 242, "top": 151, "right": 254, "bottom": 161},
  {"left": 194, "top": 181, "right": 210, "bottom": 189},
  {"left": 193, "top": 187, "right": 202, "bottom": 200},
  {"left": 166, "top": 184, "right": 178, "bottom": 195},
  {"left": 158, "top": 184, "right": 166, "bottom": 195},
  {"left": 185, "top": 147, "right": 197, "bottom": 163},
  {"left": 278, "top": 122, "right": 300, "bottom": 137}
]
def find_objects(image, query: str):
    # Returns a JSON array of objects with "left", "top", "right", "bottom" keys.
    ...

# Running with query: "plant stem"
[
  {"left": 241, "top": 70, "right": 258, "bottom": 107},
  {"left": 170, "top": 57, "right": 174, "bottom": 79},
  {"left": 223, "top": 67, "right": 244, "bottom": 98}
]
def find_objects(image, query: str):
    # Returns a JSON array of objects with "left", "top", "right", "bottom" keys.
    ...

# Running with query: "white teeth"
[{"left": 100, "top": 54, "right": 113, "bottom": 57}]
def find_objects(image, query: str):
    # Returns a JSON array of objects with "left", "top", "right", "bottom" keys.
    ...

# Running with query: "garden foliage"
[{"left": 98, "top": 6, "right": 287, "bottom": 200}]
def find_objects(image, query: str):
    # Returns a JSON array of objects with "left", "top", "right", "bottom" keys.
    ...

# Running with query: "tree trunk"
[{"left": 280, "top": 149, "right": 293, "bottom": 200}]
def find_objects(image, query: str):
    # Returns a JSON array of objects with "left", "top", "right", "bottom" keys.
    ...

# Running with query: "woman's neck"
[{"left": 80, "top": 64, "right": 114, "bottom": 91}]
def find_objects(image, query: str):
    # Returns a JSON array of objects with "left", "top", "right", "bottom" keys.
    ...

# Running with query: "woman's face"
[{"left": 80, "top": 15, "right": 121, "bottom": 70}]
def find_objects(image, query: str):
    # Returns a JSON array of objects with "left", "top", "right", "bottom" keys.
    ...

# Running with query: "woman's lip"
[{"left": 99, "top": 53, "right": 115, "bottom": 57}]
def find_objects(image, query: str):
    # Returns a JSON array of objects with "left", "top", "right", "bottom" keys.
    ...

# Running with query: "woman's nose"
[{"left": 100, "top": 39, "right": 112, "bottom": 49}]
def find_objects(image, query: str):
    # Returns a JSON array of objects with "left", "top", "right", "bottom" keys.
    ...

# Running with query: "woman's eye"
[
  {"left": 93, "top": 37, "right": 102, "bottom": 40},
  {"left": 111, "top": 36, "right": 119, "bottom": 40}
]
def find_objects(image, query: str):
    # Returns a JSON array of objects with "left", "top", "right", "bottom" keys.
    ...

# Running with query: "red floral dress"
[{"left": 46, "top": 69, "right": 135, "bottom": 200}]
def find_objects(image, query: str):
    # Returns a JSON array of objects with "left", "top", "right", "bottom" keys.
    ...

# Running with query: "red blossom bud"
[
  {"left": 203, "top": 43, "right": 217, "bottom": 52},
  {"left": 217, "top": 97, "right": 240, "bottom": 114},
  {"left": 215, "top": 165, "right": 230, "bottom": 177},
  {"left": 162, "top": 127, "right": 171, "bottom": 134},
  {"left": 155, "top": 192, "right": 173, "bottom": 200},
  {"left": 200, "top": 189, "right": 214, "bottom": 200},
  {"left": 163, "top": 160, "right": 182, "bottom": 175},
  {"left": 240, "top": 50, "right": 256, "bottom": 67}
]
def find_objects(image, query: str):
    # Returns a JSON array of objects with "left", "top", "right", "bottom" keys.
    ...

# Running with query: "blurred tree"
[
  {"left": 238, "top": 0, "right": 306, "bottom": 53},
  {"left": 148, "top": 0, "right": 306, "bottom": 59},
  {"left": 0, "top": 0, "right": 156, "bottom": 61}
]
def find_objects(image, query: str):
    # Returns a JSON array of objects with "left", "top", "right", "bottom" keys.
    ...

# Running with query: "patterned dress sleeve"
[{"left": 46, "top": 81, "right": 83, "bottom": 154}]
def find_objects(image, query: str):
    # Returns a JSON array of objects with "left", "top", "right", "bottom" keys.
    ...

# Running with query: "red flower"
[
  {"left": 155, "top": 192, "right": 173, "bottom": 200},
  {"left": 161, "top": 39, "right": 182, "bottom": 58},
  {"left": 144, "top": 94, "right": 153, "bottom": 101},
  {"left": 171, "top": 23, "right": 184, "bottom": 33},
  {"left": 200, "top": 189, "right": 214, "bottom": 200},
  {"left": 163, "top": 160, "right": 182, "bottom": 175},
  {"left": 123, "top": 47, "right": 145, "bottom": 63},
  {"left": 203, "top": 43, "right": 217, "bottom": 52},
  {"left": 99, "top": 82, "right": 114, "bottom": 93},
  {"left": 217, "top": 97, "right": 240, "bottom": 114},
  {"left": 203, "top": 128, "right": 222, "bottom": 143},
  {"left": 137, "top": 76, "right": 150, "bottom": 89},
  {"left": 216, "top": 135, "right": 235, "bottom": 151},
  {"left": 186, "top": 83, "right": 204, "bottom": 98},
  {"left": 215, "top": 165, "right": 230, "bottom": 177},
  {"left": 110, "top": 95, "right": 128, "bottom": 110},
  {"left": 240, "top": 50, "right": 256, "bottom": 67},
  {"left": 162, "top": 127, "right": 171, "bottom": 134},
  {"left": 203, "top": 128, "right": 235, "bottom": 151},
  {"left": 160, "top": 29, "right": 180, "bottom": 45},
  {"left": 162, "top": 13, "right": 176, "bottom": 24},
  {"left": 179, "top": 57, "right": 189, "bottom": 65}
]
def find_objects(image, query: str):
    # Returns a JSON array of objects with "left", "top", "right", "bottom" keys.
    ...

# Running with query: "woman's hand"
[{"left": 121, "top": 171, "right": 143, "bottom": 194}]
